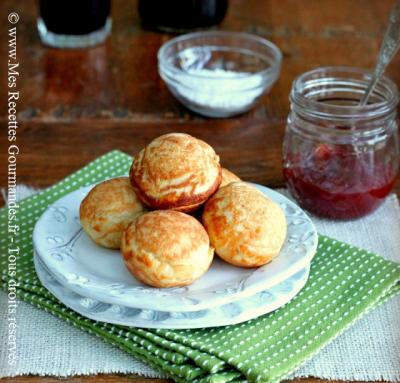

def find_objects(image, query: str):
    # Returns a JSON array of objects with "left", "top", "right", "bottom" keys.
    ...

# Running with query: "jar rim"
[{"left": 290, "top": 66, "right": 399, "bottom": 120}]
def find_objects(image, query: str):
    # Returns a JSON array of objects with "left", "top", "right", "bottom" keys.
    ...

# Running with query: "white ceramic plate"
[
  {"left": 34, "top": 252, "right": 310, "bottom": 329},
  {"left": 33, "top": 182, "right": 317, "bottom": 312}
]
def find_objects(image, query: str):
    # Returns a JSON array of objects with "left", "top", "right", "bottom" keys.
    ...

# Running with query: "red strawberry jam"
[{"left": 283, "top": 143, "right": 397, "bottom": 219}]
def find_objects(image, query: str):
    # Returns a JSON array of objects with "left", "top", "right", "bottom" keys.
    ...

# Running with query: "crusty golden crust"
[
  {"left": 129, "top": 133, "right": 221, "bottom": 212},
  {"left": 80, "top": 177, "right": 147, "bottom": 249},
  {"left": 220, "top": 168, "right": 241, "bottom": 188},
  {"left": 130, "top": 170, "right": 221, "bottom": 213},
  {"left": 202, "top": 182, "right": 287, "bottom": 268},
  {"left": 121, "top": 210, "right": 214, "bottom": 287}
]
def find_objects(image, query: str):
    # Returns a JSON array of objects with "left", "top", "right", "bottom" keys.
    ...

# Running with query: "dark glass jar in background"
[
  {"left": 38, "top": 0, "right": 111, "bottom": 48},
  {"left": 138, "top": 0, "right": 228, "bottom": 33}
]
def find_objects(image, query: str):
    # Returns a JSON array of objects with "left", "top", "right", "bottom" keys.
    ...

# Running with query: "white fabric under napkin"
[{"left": 0, "top": 185, "right": 399, "bottom": 380}]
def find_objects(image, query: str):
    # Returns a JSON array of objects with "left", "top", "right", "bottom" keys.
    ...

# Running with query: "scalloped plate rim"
[
  {"left": 34, "top": 252, "right": 311, "bottom": 329},
  {"left": 33, "top": 181, "right": 318, "bottom": 312}
]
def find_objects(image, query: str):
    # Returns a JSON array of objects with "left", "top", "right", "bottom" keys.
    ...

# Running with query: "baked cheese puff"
[
  {"left": 80, "top": 177, "right": 147, "bottom": 249},
  {"left": 129, "top": 133, "right": 221, "bottom": 212},
  {"left": 202, "top": 182, "right": 287, "bottom": 268},
  {"left": 220, "top": 167, "right": 241, "bottom": 188},
  {"left": 121, "top": 210, "right": 214, "bottom": 288}
]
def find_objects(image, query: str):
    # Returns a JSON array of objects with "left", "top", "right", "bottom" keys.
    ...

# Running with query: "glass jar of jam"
[{"left": 283, "top": 67, "right": 399, "bottom": 219}]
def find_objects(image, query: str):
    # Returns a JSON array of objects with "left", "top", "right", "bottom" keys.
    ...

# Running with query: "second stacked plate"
[{"left": 33, "top": 182, "right": 318, "bottom": 329}]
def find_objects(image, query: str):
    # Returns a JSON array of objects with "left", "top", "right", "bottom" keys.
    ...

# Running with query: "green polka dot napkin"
[{"left": 1, "top": 150, "right": 399, "bottom": 383}]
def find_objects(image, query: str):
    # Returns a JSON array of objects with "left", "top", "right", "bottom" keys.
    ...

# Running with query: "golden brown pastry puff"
[
  {"left": 220, "top": 168, "right": 241, "bottom": 188},
  {"left": 121, "top": 210, "right": 214, "bottom": 288},
  {"left": 80, "top": 177, "right": 147, "bottom": 249},
  {"left": 129, "top": 133, "right": 221, "bottom": 212},
  {"left": 202, "top": 182, "right": 287, "bottom": 268}
]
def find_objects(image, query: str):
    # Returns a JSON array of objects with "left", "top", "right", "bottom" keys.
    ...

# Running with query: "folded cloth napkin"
[{"left": 1, "top": 150, "right": 399, "bottom": 383}]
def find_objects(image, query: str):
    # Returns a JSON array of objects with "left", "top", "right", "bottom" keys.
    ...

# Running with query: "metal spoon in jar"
[{"left": 360, "top": 0, "right": 400, "bottom": 105}]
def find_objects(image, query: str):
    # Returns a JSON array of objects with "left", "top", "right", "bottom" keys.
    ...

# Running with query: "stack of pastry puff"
[{"left": 80, "top": 133, "right": 287, "bottom": 288}]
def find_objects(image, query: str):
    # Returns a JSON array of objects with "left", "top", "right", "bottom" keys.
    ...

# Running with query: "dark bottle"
[
  {"left": 38, "top": 0, "right": 111, "bottom": 48},
  {"left": 138, "top": 0, "right": 228, "bottom": 33}
]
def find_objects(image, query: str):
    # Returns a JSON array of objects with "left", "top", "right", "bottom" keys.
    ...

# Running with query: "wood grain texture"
[
  {"left": 0, "top": 0, "right": 399, "bottom": 192},
  {"left": 0, "top": 0, "right": 399, "bottom": 382},
  {"left": 0, "top": 0, "right": 400, "bottom": 121}
]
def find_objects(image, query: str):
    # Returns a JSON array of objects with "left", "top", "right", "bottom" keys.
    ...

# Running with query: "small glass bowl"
[{"left": 158, "top": 31, "right": 282, "bottom": 118}]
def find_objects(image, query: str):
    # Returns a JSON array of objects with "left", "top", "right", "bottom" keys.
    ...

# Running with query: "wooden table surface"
[{"left": 0, "top": 0, "right": 399, "bottom": 382}]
